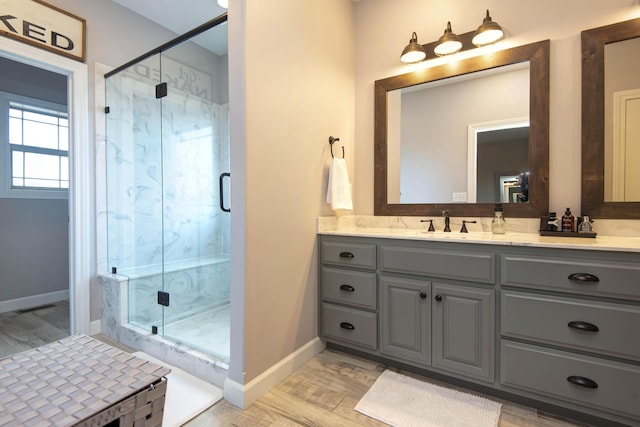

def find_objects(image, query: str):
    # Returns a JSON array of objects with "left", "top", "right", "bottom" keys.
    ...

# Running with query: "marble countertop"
[{"left": 317, "top": 216, "right": 640, "bottom": 253}]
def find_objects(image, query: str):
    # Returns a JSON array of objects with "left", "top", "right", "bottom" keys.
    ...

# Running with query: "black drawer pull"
[
  {"left": 567, "top": 375, "right": 598, "bottom": 389},
  {"left": 434, "top": 294, "right": 443, "bottom": 302},
  {"left": 339, "top": 284, "right": 355, "bottom": 292},
  {"left": 339, "top": 251, "right": 355, "bottom": 259},
  {"left": 340, "top": 322, "right": 355, "bottom": 330},
  {"left": 568, "top": 273, "right": 600, "bottom": 283},
  {"left": 568, "top": 321, "right": 599, "bottom": 332}
]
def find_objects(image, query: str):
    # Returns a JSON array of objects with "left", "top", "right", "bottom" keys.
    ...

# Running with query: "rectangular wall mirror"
[
  {"left": 387, "top": 63, "right": 530, "bottom": 205},
  {"left": 582, "top": 18, "right": 640, "bottom": 218},
  {"left": 374, "top": 40, "right": 550, "bottom": 217}
]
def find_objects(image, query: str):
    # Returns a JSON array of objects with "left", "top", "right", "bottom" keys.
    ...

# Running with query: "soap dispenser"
[
  {"left": 561, "top": 208, "right": 575, "bottom": 232},
  {"left": 491, "top": 203, "right": 506, "bottom": 234}
]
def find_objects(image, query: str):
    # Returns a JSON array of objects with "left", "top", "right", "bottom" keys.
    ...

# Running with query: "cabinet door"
[
  {"left": 432, "top": 282, "right": 495, "bottom": 382},
  {"left": 380, "top": 276, "right": 431, "bottom": 366}
]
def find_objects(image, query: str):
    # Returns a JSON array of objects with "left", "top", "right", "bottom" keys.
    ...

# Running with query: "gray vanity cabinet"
[
  {"left": 319, "top": 238, "right": 378, "bottom": 352},
  {"left": 379, "top": 277, "right": 495, "bottom": 382},
  {"left": 431, "top": 282, "right": 495, "bottom": 383},
  {"left": 320, "top": 235, "right": 496, "bottom": 383},
  {"left": 499, "top": 248, "right": 640, "bottom": 424},
  {"left": 379, "top": 276, "right": 431, "bottom": 365},
  {"left": 319, "top": 234, "right": 640, "bottom": 425}
]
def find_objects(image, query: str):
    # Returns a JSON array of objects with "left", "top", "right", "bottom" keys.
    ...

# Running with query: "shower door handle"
[{"left": 219, "top": 172, "right": 231, "bottom": 212}]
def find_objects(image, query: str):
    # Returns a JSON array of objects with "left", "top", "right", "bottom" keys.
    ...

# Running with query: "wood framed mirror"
[
  {"left": 374, "top": 40, "right": 550, "bottom": 217},
  {"left": 582, "top": 17, "right": 640, "bottom": 218}
]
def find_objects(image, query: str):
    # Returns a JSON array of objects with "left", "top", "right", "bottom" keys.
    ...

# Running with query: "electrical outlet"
[{"left": 452, "top": 192, "right": 468, "bottom": 202}]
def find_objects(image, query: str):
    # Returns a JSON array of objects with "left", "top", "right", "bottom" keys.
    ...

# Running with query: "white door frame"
[
  {"left": 467, "top": 117, "right": 529, "bottom": 203},
  {"left": 0, "top": 37, "right": 91, "bottom": 335}
]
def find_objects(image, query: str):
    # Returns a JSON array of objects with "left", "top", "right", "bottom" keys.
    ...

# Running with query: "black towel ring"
[{"left": 329, "top": 136, "right": 344, "bottom": 159}]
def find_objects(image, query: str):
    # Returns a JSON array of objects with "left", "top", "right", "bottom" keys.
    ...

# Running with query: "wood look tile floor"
[
  {"left": 185, "top": 349, "right": 597, "bottom": 427},
  {"left": 0, "top": 304, "right": 601, "bottom": 427},
  {"left": 0, "top": 300, "right": 70, "bottom": 359}
]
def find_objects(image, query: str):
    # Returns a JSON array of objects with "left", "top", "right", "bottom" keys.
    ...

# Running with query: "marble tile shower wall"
[
  {"left": 128, "top": 260, "right": 231, "bottom": 328},
  {"left": 106, "top": 73, "right": 230, "bottom": 275}
]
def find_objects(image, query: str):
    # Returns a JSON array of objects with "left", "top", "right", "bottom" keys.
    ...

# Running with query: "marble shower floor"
[{"left": 163, "top": 303, "right": 230, "bottom": 362}]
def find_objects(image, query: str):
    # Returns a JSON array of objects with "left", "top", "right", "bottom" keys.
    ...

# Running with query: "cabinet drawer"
[
  {"left": 381, "top": 245, "right": 495, "bottom": 283},
  {"left": 322, "top": 241, "right": 376, "bottom": 270},
  {"left": 322, "top": 267, "right": 376, "bottom": 309},
  {"left": 322, "top": 303, "right": 377, "bottom": 350},
  {"left": 501, "top": 340, "right": 640, "bottom": 420},
  {"left": 501, "top": 255, "right": 640, "bottom": 300},
  {"left": 501, "top": 291, "right": 640, "bottom": 361}
]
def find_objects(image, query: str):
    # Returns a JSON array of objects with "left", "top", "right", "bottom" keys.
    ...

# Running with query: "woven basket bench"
[{"left": 0, "top": 334, "right": 170, "bottom": 427}]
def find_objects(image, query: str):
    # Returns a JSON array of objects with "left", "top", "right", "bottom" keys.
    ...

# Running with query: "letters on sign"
[
  {"left": 0, "top": 0, "right": 86, "bottom": 62},
  {"left": 132, "top": 59, "right": 214, "bottom": 101}
]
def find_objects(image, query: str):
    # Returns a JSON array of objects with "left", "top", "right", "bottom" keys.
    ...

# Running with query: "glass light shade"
[
  {"left": 472, "top": 10, "right": 504, "bottom": 46},
  {"left": 400, "top": 32, "right": 427, "bottom": 64},
  {"left": 434, "top": 22, "right": 462, "bottom": 56},
  {"left": 217, "top": 0, "right": 228, "bottom": 8}
]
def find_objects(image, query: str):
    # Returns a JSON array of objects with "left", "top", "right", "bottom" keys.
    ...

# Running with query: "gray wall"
[
  {"left": 477, "top": 138, "right": 530, "bottom": 203},
  {"left": 0, "top": 199, "right": 69, "bottom": 302},
  {"left": 0, "top": 57, "right": 67, "bottom": 104},
  {"left": 397, "top": 66, "right": 529, "bottom": 203},
  {"left": 0, "top": 59, "right": 69, "bottom": 306}
]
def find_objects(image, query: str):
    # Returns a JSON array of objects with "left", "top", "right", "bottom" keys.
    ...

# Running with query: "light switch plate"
[{"left": 452, "top": 192, "right": 468, "bottom": 202}]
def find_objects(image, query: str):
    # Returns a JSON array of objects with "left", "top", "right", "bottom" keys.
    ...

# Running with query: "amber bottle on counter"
[{"left": 561, "top": 208, "right": 575, "bottom": 232}]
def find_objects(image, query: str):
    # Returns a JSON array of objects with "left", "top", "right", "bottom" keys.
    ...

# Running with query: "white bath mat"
[
  {"left": 133, "top": 351, "right": 223, "bottom": 426},
  {"left": 355, "top": 370, "right": 501, "bottom": 427}
]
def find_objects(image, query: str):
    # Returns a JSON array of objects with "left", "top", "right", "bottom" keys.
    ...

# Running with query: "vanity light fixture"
[
  {"left": 434, "top": 22, "right": 463, "bottom": 56},
  {"left": 217, "top": 0, "right": 228, "bottom": 8},
  {"left": 401, "top": 32, "right": 428, "bottom": 63},
  {"left": 400, "top": 10, "right": 505, "bottom": 64},
  {"left": 472, "top": 10, "right": 504, "bottom": 46}
]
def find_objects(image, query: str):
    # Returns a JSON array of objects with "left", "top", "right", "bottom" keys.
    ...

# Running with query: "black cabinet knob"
[
  {"left": 419, "top": 292, "right": 427, "bottom": 299},
  {"left": 435, "top": 295, "right": 443, "bottom": 302}
]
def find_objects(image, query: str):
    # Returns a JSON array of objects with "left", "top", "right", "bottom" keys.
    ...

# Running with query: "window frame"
[{"left": 0, "top": 91, "right": 69, "bottom": 199}]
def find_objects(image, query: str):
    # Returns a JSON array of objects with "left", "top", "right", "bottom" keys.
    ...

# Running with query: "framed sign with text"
[{"left": 0, "top": 0, "right": 86, "bottom": 62}]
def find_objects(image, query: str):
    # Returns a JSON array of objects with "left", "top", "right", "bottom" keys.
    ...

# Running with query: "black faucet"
[
  {"left": 442, "top": 210, "right": 451, "bottom": 232},
  {"left": 420, "top": 219, "right": 435, "bottom": 232},
  {"left": 460, "top": 220, "right": 477, "bottom": 233}
]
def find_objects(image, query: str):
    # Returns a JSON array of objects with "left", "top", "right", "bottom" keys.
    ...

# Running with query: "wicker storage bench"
[{"left": 0, "top": 334, "right": 170, "bottom": 426}]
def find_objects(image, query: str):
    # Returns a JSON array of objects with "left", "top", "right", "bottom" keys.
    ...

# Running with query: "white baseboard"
[
  {"left": 90, "top": 319, "right": 102, "bottom": 336},
  {"left": 223, "top": 336, "right": 325, "bottom": 408},
  {"left": 0, "top": 290, "right": 69, "bottom": 314}
]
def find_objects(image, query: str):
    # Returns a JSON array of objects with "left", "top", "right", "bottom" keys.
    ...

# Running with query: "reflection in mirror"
[
  {"left": 375, "top": 40, "right": 550, "bottom": 217},
  {"left": 605, "top": 37, "right": 640, "bottom": 202},
  {"left": 582, "top": 18, "right": 640, "bottom": 218},
  {"left": 387, "top": 63, "right": 530, "bottom": 205},
  {"left": 473, "top": 122, "right": 529, "bottom": 203}
]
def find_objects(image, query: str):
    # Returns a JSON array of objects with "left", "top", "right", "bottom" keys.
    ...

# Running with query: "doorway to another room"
[
  {"left": 0, "top": 56, "right": 70, "bottom": 358},
  {"left": 0, "top": 35, "right": 92, "bottom": 355}
]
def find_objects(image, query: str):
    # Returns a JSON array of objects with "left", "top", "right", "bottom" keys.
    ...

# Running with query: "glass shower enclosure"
[{"left": 105, "top": 16, "right": 230, "bottom": 361}]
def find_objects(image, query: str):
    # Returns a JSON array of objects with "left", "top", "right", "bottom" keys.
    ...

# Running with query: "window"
[{"left": 0, "top": 92, "right": 68, "bottom": 199}]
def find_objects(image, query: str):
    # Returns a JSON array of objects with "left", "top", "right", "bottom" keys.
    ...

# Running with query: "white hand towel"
[{"left": 326, "top": 157, "right": 353, "bottom": 210}]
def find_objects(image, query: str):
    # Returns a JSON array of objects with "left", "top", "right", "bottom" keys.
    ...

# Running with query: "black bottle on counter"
[
  {"left": 561, "top": 208, "right": 575, "bottom": 232},
  {"left": 547, "top": 212, "right": 558, "bottom": 231}
]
